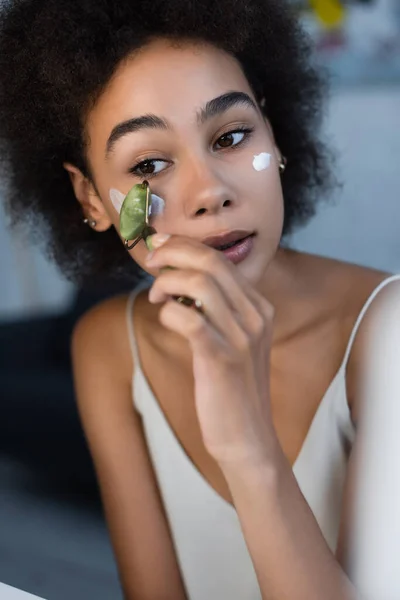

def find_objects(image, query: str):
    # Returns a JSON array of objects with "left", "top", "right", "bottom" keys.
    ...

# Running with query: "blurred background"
[{"left": 1, "top": 1, "right": 399, "bottom": 598}]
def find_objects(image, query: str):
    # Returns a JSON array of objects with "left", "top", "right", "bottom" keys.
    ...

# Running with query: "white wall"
[
  {"left": 289, "top": 85, "right": 400, "bottom": 274},
  {"left": 0, "top": 209, "right": 75, "bottom": 321}
]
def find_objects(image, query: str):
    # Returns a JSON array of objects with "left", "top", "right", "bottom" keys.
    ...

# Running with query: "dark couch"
[{"left": 0, "top": 281, "right": 134, "bottom": 507}]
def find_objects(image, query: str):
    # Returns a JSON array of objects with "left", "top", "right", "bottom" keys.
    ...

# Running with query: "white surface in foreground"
[
  {"left": 0, "top": 582, "right": 46, "bottom": 600},
  {"left": 0, "top": 458, "right": 121, "bottom": 600}
]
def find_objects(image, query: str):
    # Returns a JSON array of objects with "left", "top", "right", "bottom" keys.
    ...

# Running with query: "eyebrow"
[{"left": 105, "top": 91, "right": 258, "bottom": 159}]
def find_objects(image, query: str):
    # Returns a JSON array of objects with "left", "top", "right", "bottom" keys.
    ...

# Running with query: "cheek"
[
  {"left": 237, "top": 150, "right": 279, "bottom": 196},
  {"left": 243, "top": 151, "right": 284, "bottom": 222}
]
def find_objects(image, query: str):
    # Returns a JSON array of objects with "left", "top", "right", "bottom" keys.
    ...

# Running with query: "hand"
[{"left": 145, "top": 233, "right": 278, "bottom": 468}]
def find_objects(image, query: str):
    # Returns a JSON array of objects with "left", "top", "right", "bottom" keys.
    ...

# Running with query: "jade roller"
[
  {"left": 120, "top": 181, "right": 203, "bottom": 312},
  {"left": 120, "top": 180, "right": 156, "bottom": 250}
]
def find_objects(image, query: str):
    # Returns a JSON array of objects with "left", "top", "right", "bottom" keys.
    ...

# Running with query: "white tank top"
[{"left": 126, "top": 274, "right": 400, "bottom": 600}]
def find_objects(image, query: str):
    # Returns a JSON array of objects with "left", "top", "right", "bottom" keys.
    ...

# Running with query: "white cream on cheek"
[
  {"left": 252, "top": 152, "right": 271, "bottom": 172},
  {"left": 109, "top": 188, "right": 166, "bottom": 218}
]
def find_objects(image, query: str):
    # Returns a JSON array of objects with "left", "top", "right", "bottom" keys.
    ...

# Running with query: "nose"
[{"left": 182, "top": 158, "right": 236, "bottom": 219}]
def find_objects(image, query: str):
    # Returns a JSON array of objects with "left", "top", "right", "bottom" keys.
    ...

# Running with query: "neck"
[{"left": 255, "top": 245, "right": 307, "bottom": 347}]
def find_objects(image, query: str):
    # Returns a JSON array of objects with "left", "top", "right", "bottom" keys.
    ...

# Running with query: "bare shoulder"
[
  {"left": 293, "top": 249, "right": 393, "bottom": 320},
  {"left": 321, "top": 253, "right": 395, "bottom": 326},
  {"left": 343, "top": 264, "right": 399, "bottom": 425},
  {"left": 294, "top": 249, "right": 392, "bottom": 298},
  {"left": 292, "top": 250, "right": 396, "bottom": 422},
  {"left": 309, "top": 253, "right": 397, "bottom": 424},
  {"left": 71, "top": 292, "right": 133, "bottom": 382},
  {"left": 72, "top": 292, "right": 131, "bottom": 345}
]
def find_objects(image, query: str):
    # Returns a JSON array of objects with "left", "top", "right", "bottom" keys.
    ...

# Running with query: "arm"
[
  {"left": 220, "top": 281, "right": 400, "bottom": 600},
  {"left": 341, "top": 281, "right": 400, "bottom": 598},
  {"left": 71, "top": 296, "right": 187, "bottom": 600},
  {"left": 221, "top": 444, "right": 359, "bottom": 600}
]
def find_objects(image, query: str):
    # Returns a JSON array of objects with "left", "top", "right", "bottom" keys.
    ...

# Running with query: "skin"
[{"left": 65, "top": 38, "right": 395, "bottom": 599}]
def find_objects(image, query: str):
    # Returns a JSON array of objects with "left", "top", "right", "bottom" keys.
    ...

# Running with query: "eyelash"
[{"left": 128, "top": 126, "right": 255, "bottom": 179}]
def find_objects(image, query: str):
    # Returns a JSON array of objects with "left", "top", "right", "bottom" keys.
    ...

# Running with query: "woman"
[{"left": 0, "top": 1, "right": 399, "bottom": 598}]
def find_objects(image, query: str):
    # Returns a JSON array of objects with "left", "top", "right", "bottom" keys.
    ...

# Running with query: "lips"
[{"left": 202, "top": 229, "right": 255, "bottom": 250}]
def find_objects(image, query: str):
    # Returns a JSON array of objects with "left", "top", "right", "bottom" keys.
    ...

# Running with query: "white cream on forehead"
[
  {"left": 109, "top": 188, "right": 165, "bottom": 217},
  {"left": 252, "top": 152, "right": 271, "bottom": 172}
]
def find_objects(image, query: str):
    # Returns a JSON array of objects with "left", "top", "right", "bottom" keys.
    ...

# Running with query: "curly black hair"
[{"left": 0, "top": 0, "right": 334, "bottom": 286}]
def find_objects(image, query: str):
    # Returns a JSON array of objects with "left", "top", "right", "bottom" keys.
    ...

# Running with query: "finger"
[
  {"left": 156, "top": 298, "right": 229, "bottom": 358},
  {"left": 146, "top": 236, "right": 265, "bottom": 334},
  {"left": 149, "top": 267, "right": 251, "bottom": 350}
]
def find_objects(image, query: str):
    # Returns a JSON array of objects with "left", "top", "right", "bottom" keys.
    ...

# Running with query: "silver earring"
[
  {"left": 83, "top": 218, "right": 97, "bottom": 228},
  {"left": 279, "top": 157, "right": 287, "bottom": 174}
]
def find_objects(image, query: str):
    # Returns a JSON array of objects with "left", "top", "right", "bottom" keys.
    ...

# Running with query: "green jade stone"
[
  {"left": 118, "top": 186, "right": 188, "bottom": 303},
  {"left": 119, "top": 183, "right": 150, "bottom": 241}
]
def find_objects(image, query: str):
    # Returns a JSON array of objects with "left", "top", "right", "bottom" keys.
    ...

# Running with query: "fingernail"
[
  {"left": 147, "top": 233, "right": 170, "bottom": 250},
  {"left": 145, "top": 252, "right": 154, "bottom": 263}
]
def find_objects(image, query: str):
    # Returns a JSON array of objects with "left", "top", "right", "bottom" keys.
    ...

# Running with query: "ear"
[{"left": 63, "top": 162, "right": 112, "bottom": 232}]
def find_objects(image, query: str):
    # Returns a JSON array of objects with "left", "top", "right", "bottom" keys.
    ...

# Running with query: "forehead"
[{"left": 86, "top": 38, "right": 253, "bottom": 142}]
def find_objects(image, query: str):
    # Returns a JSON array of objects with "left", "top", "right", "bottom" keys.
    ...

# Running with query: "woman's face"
[{"left": 79, "top": 37, "right": 284, "bottom": 285}]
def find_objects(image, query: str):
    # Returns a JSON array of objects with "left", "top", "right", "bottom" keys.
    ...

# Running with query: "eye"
[
  {"left": 129, "top": 158, "right": 169, "bottom": 178},
  {"left": 214, "top": 128, "right": 254, "bottom": 150}
]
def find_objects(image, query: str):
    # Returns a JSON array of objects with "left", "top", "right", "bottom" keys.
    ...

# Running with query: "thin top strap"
[
  {"left": 126, "top": 281, "right": 152, "bottom": 367},
  {"left": 341, "top": 273, "right": 400, "bottom": 370}
]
